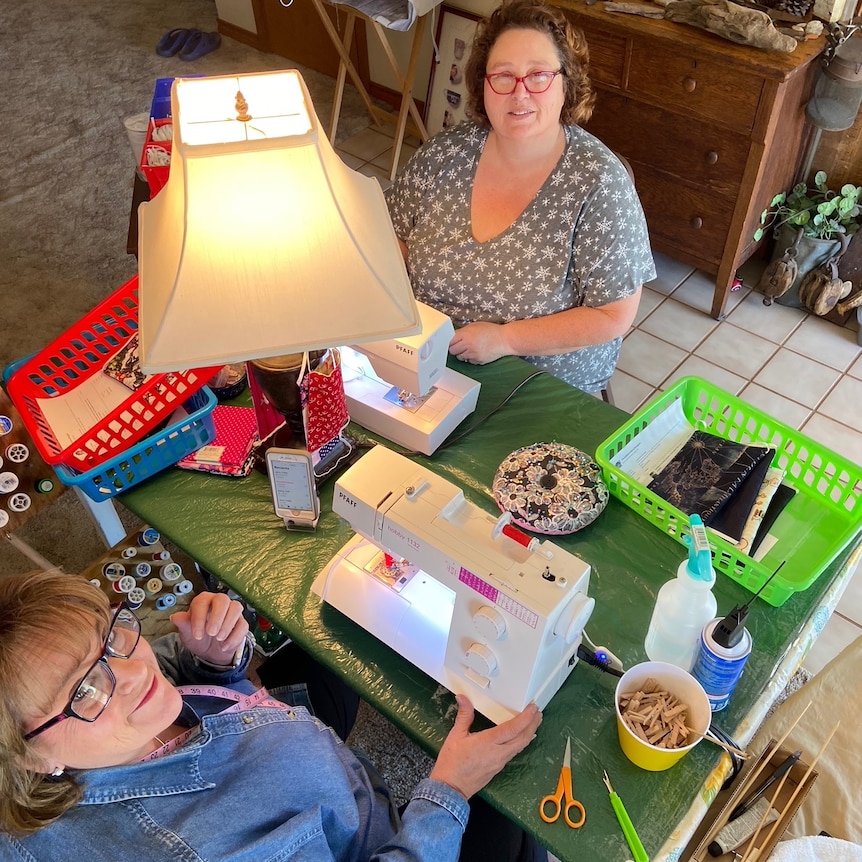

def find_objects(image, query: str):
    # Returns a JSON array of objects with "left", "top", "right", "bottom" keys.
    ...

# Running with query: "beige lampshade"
[{"left": 137, "top": 70, "right": 419, "bottom": 374}]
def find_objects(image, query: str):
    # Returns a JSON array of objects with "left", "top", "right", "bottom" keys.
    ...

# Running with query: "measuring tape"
[{"left": 140, "top": 686, "right": 290, "bottom": 761}]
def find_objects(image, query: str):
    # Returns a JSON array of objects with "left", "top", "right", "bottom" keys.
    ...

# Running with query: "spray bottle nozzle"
[{"left": 683, "top": 514, "right": 714, "bottom": 582}]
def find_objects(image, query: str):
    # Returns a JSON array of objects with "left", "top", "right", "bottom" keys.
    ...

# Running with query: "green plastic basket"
[{"left": 595, "top": 377, "right": 862, "bottom": 606}]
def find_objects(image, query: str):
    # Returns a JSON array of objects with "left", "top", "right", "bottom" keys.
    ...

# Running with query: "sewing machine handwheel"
[{"left": 557, "top": 594, "right": 596, "bottom": 645}]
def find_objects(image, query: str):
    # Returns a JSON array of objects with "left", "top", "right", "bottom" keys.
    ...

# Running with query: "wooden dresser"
[{"left": 554, "top": 0, "right": 824, "bottom": 318}]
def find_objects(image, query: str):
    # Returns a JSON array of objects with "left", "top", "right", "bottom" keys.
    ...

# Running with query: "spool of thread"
[
  {"left": 692, "top": 618, "right": 753, "bottom": 712},
  {"left": 173, "top": 579, "right": 193, "bottom": 596},
  {"left": 0, "top": 510, "right": 8, "bottom": 528},
  {"left": 134, "top": 561, "right": 152, "bottom": 580},
  {"left": 161, "top": 562, "right": 182, "bottom": 583},
  {"left": 5, "top": 442, "right": 29, "bottom": 462},
  {"left": 0, "top": 415, "right": 11, "bottom": 434},
  {"left": 34, "top": 477, "right": 55, "bottom": 494},
  {"left": 89, "top": 578, "right": 102, "bottom": 588},
  {"left": 145, "top": 577, "right": 163, "bottom": 596},
  {"left": 120, "top": 546, "right": 138, "bottom": 560},
  {"left": 151, "top": 550, "right": 171, "bottom": 562},
  {"left": 126, "top": 587, "right": 146, "bottom": 610},
  {"left": 102, "top": 562, "right": 126, "bottom": 581},
  {"left": 0, "top": 472, "right": 19, "bottom": 494},
  {"left": 156, "top": 593, "right": 177, "bottom": 611},
  {"left": 113, "top": 574, "right": 136, "bottom": 594},
  {"left": 137, "top": 527, "right": 161, "bottom": 546}
]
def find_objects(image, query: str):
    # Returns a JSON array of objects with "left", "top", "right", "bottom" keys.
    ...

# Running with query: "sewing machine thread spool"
[
  {"left": 151, "top": 550, "right": 171, "bottom": 562},
  {"left": 501, "top": 522, "right": 538, "bottom": 551},
  {"left": 120, "top": 546, "right": 138, "bottom": 560},
  {"left": 113, "top": 574, "right": 136, "bottom": 594},
  {"left": 126, "top": 587, "right": 146, "bottom": 610},
  {"left": 88, "top": 578, "right": 101, "bottom": 589},
  {"left": 102, "top": 562, "right": 126, "bottom": 581},
  {"left": 0, "top": 472, "right": 19, "bottom": 494},
  {"left": 137, "top": 527, "right": 161, "bottom": 546},
  {"left": 134, "top": 561, "right": 152, "bottom": 580},
  {"left": 156, "top": 593, "right": 177, "bottom": 611},
  {"left": 173, "top": 579, "right": 193, "bottom": 596},
  {"left": 145, "top": 577, "right": 163, "bottom": 596},
  {"left": 161, "top": 562, "right": 182, "bottom": 583}
]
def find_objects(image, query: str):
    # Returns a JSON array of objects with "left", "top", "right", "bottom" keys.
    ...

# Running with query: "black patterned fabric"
[{"left": 492, "top": 442, "right": 609, "bottom": 535}]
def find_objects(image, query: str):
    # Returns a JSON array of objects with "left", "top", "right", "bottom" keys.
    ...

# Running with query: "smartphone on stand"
[{"left": 266, "top": 448, "right": 320, "bottom": 531}]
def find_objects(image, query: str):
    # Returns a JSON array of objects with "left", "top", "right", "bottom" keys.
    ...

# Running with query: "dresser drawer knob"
[
  {"left": 691, "top": 216, "right": 704, "bottom": 229},
  {"left": 683, "top": 77, "right": 697, "bottom": 93},
  {"left": 706, "top": 150, "right": 719, "bottom": 165}
]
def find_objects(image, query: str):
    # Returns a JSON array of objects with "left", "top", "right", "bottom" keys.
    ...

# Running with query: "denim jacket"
[{"left": 2, "top": 635, "right": 468, "bottom": 862}]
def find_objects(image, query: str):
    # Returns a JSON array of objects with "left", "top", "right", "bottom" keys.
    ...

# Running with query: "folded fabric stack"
[
  {"left": 647, "top": 430, "right": 794, "bottom": 554},
  {"left": 176, "top": 405, "right": 259, "bottom": 477}
]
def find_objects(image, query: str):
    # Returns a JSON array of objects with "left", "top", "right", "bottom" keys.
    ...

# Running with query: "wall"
[
  {"left": 365, "top": 0, "right": 494, "bottom": 101},
  {"left": 216, "top": 0, "right": 258, "bottom": 33},
  {"left": 809, "top": 119, "right": 862, "bottom": 189}
]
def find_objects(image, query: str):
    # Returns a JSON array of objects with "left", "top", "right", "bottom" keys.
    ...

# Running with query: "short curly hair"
[
  {"left": 464, "top": 0, "right": 595, "bottom": 128},
  {"left": 0, "top": 571, "right": 111, "bottom": 836}
]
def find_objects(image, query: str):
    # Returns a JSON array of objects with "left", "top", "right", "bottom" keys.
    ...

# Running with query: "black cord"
[
  {"left": 577, "top": 643, "right": 624, "bottom": 678},
  {"left": 708, "top": 723, "right": 745, "bottom": 787},
  {"left": 434, "top": 369, "right": 546, "bottom": 452}
]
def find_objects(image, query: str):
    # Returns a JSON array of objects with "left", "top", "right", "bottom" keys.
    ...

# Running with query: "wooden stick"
[
  {"left": 689, "top": 729, "right": 750, "bottom": 759},
  {"left": 740, "top": 719, "right": 840, "bottom": 862},
  {"left": 692, "top": 703, "right": 811, "bottom": 862}
]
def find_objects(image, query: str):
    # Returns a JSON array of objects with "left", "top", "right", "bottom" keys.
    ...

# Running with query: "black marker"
[{"left": 728, "top": 750, "right": 801, "bottom": 821}]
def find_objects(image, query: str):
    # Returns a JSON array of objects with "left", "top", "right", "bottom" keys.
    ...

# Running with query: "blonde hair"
[
  {"left": 0, "top": 571, "right": 110, "bottom": 836},
  {"left": 465, "top": 0, "right": 595, "bottom": 128}
]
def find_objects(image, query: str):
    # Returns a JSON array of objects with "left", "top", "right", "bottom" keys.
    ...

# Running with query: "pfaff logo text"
[
  {"left": 395, "top": 344, "right": 414, "bottom": 356},
  {"left": 337, "top": 491, "right": 357, "bottom": 508}
]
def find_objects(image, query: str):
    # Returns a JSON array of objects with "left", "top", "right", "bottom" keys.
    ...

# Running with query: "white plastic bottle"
[{"left": 644, "top": 514, "right": 717, "bottom": 671}]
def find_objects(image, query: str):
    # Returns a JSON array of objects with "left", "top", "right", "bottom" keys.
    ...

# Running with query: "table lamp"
[{"left": 136, "top": 69, "right": 420, "bottom": 376}]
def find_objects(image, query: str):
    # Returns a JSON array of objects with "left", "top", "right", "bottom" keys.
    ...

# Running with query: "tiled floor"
[{"left": 336, "top": 125, "right": 862, "bottom": 678}]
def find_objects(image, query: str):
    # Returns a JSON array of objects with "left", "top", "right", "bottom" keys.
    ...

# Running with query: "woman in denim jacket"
[{"left": 0, "top": 571, "right": 543, "bottom": 861}]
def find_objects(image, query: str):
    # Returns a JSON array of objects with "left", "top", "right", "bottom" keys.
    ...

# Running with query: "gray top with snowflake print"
[{"left": 385, "top": 121, "right": 656, "bottom": 392}]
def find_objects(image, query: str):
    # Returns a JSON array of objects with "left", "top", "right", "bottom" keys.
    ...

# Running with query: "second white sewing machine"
[
  {"left": 312, "top": 444, "right": 595, "bottom": 724},
  {"left": 339, "top": 302, "right": 480, "bottom": 455}
]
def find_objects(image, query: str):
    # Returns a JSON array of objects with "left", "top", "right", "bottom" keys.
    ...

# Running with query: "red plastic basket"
[
  {"left": 6, "top": 276, "right": 217, "bottom": 470},
  {"left": 141, "top": 117, "right": 172, "bottom": 197}
]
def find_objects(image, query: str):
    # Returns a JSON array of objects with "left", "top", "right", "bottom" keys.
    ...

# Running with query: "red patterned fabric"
[{"left": 300, "top": 354, "right": 349, "bottom": 453}]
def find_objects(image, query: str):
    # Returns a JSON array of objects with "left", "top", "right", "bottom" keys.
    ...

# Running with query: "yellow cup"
[{"left": 615, "top": 661, "right": 711, "bottom": 771}]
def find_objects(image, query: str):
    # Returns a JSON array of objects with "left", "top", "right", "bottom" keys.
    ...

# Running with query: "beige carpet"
[{"left": 0, "top": 0, "right": 373, "bottom": 577}]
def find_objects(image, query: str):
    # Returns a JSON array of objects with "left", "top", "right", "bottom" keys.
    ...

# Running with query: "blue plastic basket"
[{"left": 51, "top": 387, "right": 217, "bottom": 501}]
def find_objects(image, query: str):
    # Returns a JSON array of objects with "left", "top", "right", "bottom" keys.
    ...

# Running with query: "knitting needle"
[
  {"left": 694, "top": 702, "right": 811, "bottom": 861},
  {"left": 738, "top": 719, "right": 840, "bottom": 862}
]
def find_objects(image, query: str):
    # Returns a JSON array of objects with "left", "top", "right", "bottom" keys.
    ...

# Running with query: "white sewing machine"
[
  {"left": 312, "top": 445, "right": 595, "bottom": 724},
  {"left": 340, "top": 302, "right": 480, "bottom": 455}
]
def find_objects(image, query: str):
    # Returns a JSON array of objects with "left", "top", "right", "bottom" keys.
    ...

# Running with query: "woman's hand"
[
  {"left": 429, "top": 694, "right": 542, "bottom": 799},
  {"left": 170, "top": 592, "right": 249, "bottom": 667},
  {"left": 448, "top": 322, "right": 510, "bottom": 365}
]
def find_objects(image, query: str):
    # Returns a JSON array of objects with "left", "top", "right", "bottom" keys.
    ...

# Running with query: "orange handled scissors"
[{"left": 539, "top": 738, "right": 586, "bottom": 829}]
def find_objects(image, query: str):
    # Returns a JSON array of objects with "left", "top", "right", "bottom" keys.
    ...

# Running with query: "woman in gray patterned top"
[{"left": 386, "top": 0, "right": 656, "bottom": 393}]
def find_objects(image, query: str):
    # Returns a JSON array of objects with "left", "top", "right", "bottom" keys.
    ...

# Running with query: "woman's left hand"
[
  {"left": 449, "top": 322, "right": 509, "bottom": 365},
  {"left": 170, "top": 592, "right": 249, "bottom": 666}
]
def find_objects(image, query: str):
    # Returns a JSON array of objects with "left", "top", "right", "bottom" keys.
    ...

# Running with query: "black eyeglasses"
[
  {"left": 24, "top": 604, "right": 141, "bottom": 741},
  {"left": 484, "top": 70, "right": 564, "bottom": 95}
]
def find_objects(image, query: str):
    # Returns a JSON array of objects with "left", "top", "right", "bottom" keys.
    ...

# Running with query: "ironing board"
[{"left": 311, "top": 0, "right": 441, "bottom": 180}]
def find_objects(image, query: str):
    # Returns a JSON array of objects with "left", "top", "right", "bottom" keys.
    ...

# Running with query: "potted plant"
[
  {"left": 755, "top": 171, "right": 862, "bottom": 242},
  {"left": 754, "top": 171, "right": 862, "bottom": 309}
]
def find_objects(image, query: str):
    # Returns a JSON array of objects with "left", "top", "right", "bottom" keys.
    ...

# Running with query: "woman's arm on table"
[{"left": 448, "top": 288, "right": 641, "bottom": 366}]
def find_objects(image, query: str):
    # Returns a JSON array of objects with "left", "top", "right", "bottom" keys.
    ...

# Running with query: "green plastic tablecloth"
[{"left": 121, "top": 355, "right": 859, "bottom": 862}]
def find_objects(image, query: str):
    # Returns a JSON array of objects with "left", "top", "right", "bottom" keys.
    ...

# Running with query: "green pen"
[{"left": 603, "top": 770, "right": 649, "bottom": 862}]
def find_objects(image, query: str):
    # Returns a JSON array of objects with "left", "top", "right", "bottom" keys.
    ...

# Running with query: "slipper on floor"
[
  {"left": 156, "top": 28, "right": 197, "bottom": 58},
  {"left": 179, "top": 30, "right": 221, "bottom": 61}
]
